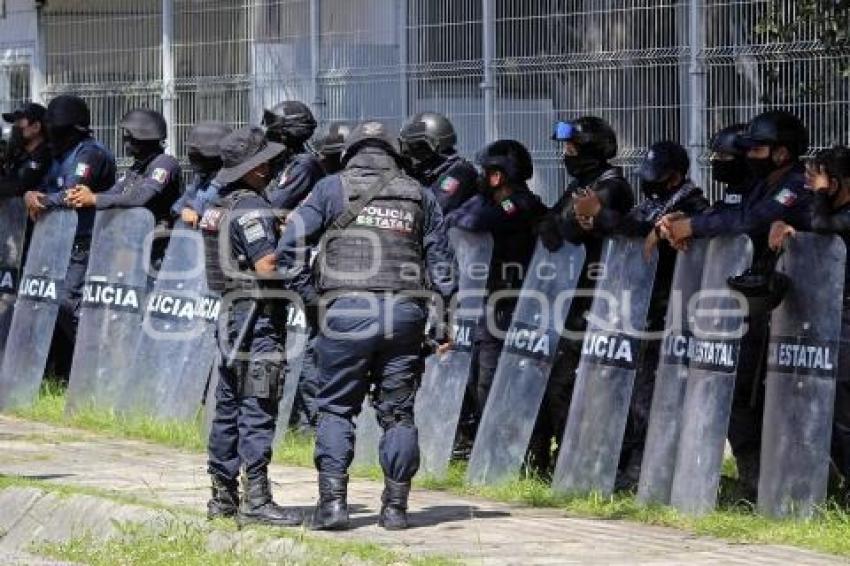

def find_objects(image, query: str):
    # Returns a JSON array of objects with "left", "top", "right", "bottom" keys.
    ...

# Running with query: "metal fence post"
[
  {"left": 31, "top": 2, "right": 45, "bottom": 104},
  {"left": 161, "top": 0, "right": 176, "bottom": 155},
  {"left": 481, "top": 0, "right": 495, "bottom": 143},
  {"left": 398, "top": 0, "right": 408, "bottom": 121},
  {"left": 687, "top": 0, "right": 706, "bottom": 188},
  {"left": 310, "top": 0, "right": 321, "bottom": 118}
]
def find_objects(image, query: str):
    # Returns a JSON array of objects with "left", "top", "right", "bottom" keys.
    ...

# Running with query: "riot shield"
[
  {"left": 669, "top": 235, "right": 753, "bottom": 515},
  {"left": 0, "top": 198, "right": 27, "bottom": 360},
  {"left": 118, "top": 224, "right": 208, "bottom": 421},
  {"left": 65, "top": 208, "right": 155, "bottom": 414},
  {"left": 466, "top": 240, "right": 585, "bottom": 486},
  {"left": 758, "top": 234, "right": 845, "bottom": 518},
  {"left": 352, "top": 396, "right": 381, "bottom": 469},
  {"left": 0, "top": 209, "right": 77, "bottom": 410},
  {"left": 552, "top": 237, "right": 658, "bottom": 496},
  {"left": 416, "top": 228, "right": 493, "bottom": 478},
  {"left": 637, "top": 239, "right": 709, "bottom": 504},
  {"left": 274, "top": 303, "right": 310, "bottom": 441}
]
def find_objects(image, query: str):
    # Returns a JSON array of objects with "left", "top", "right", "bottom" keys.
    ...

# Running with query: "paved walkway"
[{"left": 0, "top": 416, "right": 843, "bottom": 565}]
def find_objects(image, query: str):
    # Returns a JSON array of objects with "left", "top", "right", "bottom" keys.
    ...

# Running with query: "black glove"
[{"left": 536, "top": 213, "right": 564, "bottom": 252}]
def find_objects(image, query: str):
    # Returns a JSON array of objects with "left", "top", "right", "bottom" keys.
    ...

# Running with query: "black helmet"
[
  {"left": 317, "top": 121, "right": 355, "bottom": 156},
  {"left": 262, "top": 100, "right": 317, "bottom": 144},
  {"left": 710, "top": 123, "right": 747, "bottom": 156},
  {"left": 120, "top": 108, "right": 167, "bottom": 141},
  {"left": 399, "top": 111, "right": 457, "bottom": 154},
  {"left": 45, "top": 95, "right": 90, "bottom": 130},
  {"left": 476, "top": 139, "right": 533, "bottom": 183},
  {"left": 552, "top": 116, "right": 617, "bottom": 160},
  {"left": 342, "top": 120, "right": 401, "bottom": 163},
  {"left": 738, "top": 110, "right": 808, "bottom": 157},
  {"left": 186, "top": 121, "right": 232, "bottom": 158}
]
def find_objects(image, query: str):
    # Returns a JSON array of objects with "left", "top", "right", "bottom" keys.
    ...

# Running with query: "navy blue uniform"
[
  {"left": 0, "top": 141, "right": 51, "bottom": 198},
  {"left": 445, "top": 188, "right": 547, "bottom": 417},
  {"left": 171, "top": 172, "right": 219, "bottom": 217},
  {"left": 205, "top": 187, "right": 285, "bottom": 483},
  {"left": 419, "top": 154, "right": 478, "bottom": 215},
  {"left": 95, "top": 152, "right": 182, "bottom": 226},
  {"left": 42, "top": 137, "right": 116, "bottom": 338},
  {"left": 689, "top": 164, "right": 812, "bottom": 484},
  {"left": 266, "top": 151, "right": 326, "bottom": 212},
  {"left": 277, "top": 148, "right": 455, "bottom": 482}
]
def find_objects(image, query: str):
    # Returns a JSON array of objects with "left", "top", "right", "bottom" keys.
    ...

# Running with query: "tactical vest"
[
  {"left": 318, "top": 173, "right": 426, "bottom": 292},
  {"left": 199, "top": 189, "right": 254, "bottom": 294}
]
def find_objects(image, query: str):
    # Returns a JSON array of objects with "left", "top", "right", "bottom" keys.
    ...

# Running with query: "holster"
[{"left": 237, "top": 360, "right": 284, "bottom": 400}]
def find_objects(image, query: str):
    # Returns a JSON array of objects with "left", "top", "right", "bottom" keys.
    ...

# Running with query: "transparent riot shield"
[
  {"left": 758, "top": 234, "right": 845, "bottom": 518},
  {"left": 274, "top": 303, "right": 310, "bottom": 441},
  {"left": 552, "top": 237, "right": 658, "bottom": 496},
  {"left": 118, "top": 223, "right": 208, "bottom": 420},
  {"left": 466, "top": 240, "right": 586, "bottom": 486},
  {"left": 0, "top": 209, "right": 77, "bottom": 410},
  {"left": 637, "top": 239, "right": 709, "bottom": 504},
  {"left": 670, "top": 235, "right": 753, "bottom": 515},
  {"left": 416, "top": 228, "right": 493, "bottom": 478},
  {"left": 65, "top": 208, "right": 155, "bottom": 414},
  {"left": 0, "top": 197, "right": 27, "bottom": 360},
  {"left": 352, "top": 397, "right": 381, "bottom": 469}
]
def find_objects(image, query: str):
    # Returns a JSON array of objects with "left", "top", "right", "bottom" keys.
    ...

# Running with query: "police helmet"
[
  {"left": 262, "top": 100, "right": 317, "bottom": 144},
  {"left": 342, "top": 120, "right": 401, "bottom": 163},
  {"left": 186, "top": 121, "right": 232, "bottom": 158},
  {"left": 476, "top": 139, "right": 534, "bottom": 183},
  {"left": 738, "top": 110, "right": 808, "bottom": 157},
  {"left": 399, "top": 111, "right": 457, "bottom": 155},
  {"left": 45, "top": 95, "right": 90, "bottom": 130},
  {"left": 710, "top": 123, "right": 747, "bottom": 156},
  {"left": 318, "top": 121, "right": 355, "bottom": 156},
  {"left": 120, "top": 109, "right": 167, "bottom": 141},
  {"left": 551, "top": 116, "right": 617, "bottom": 160}
]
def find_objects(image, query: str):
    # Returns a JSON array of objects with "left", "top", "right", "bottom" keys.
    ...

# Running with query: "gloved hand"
[{"left": 536, "top": 213, "right": 564, "bottom": 252}]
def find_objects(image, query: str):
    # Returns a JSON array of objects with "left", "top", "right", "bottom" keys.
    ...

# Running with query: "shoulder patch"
[
  {"left": 150, "top": 167, "right": 169, "bottom": 184},
  {"left": 75, "top": 163, "right": 91, "bottom": 179},
  {"left": 774, "top": 188, "right": 797, "bottom": 207},
  {"left": 724, "top": 193, "right": 742, "bottom": 205},
  {"left": 440, "top": 176, "right": 461, "bottom": 195},
  {"left": 501, "top": 198, "right": 518, "bottom": 216}
]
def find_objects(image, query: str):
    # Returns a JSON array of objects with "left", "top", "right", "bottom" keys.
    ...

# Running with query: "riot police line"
[{"left": 0, "top": 95, "right": 846, "bottom": 529}]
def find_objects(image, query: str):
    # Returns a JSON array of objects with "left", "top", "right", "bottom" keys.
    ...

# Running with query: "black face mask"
[
  {"left": 562, "top": 154, "right": 600, "bottom": 179},
  {"left": 8, "top": 126, "right": 24, "bottom": 150},
  {"left": 402, "top": 140, "right": 441, "bottom": 177},
  {"left": 640, "top": 179, "right": 669, "bottom": 199},
  {"left": 47, "top": 124, "right": 83, "bottom": 157},
  {"left": 711, "top": 159, "right": 750, "bottom": 187},
  {"left": 746, "top": 153, "right": 779, "bottom": 180},
  {"left": 321, "top": 153, "right": 343, "bottom": 175},
  {"left": 123, "top": 136, "right": 160, "bottom": 160},
  {"left": 188, "top": 152, "right": 222, "bottom": 175}
]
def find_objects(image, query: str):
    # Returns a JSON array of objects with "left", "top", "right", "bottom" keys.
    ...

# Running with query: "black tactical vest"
[
  {"left": 199, "top": 190, "right": 253, "bottom": 294},
  {"left": 318, "top": 173, "right": 426, "bottom": 292}
]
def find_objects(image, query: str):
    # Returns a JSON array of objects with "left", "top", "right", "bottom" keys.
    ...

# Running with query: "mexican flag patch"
[
  {"left": 501, "top": 198, "right": 518, "bottom": 216},
  {"left": 773, "top": 188, "right": 797, "bottom": 207},
  {"left": 440, "top": 176, "right": 460, "bottom": 194},
  {"left": 75, "top": 162, "right": 91, "bottom": 179},
  {"left": 151, "top": 167, "right": 169, "bottom": 184}
]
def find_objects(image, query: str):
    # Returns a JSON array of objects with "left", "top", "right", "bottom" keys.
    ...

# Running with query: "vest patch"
[
  {"left": 82, "top": 279, "right": 143, "bottom": 313},
  {"left": 200, "top": 208, "right": 225, "bottom": 232},
  {"left": 19, "top": 275, "right": 62, "bottom": 303},
  {"left": 724, "top": 193, "right": 742, "bottom": 205},
  {"left": 580, "top": 332, "right": 638, "bottom": 370},
  {"left": 355, "top": 205, "right": 415, "bottom": 233},
  {"left": 504, "top": 321, "right": 558, "bottom": 362},
  {"left": 768, "top": 336, "right": 837, "bottom": 378}
]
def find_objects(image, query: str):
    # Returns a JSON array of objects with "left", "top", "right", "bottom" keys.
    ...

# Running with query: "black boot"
[
  {"left": 378, "top": 478, "right": 411, "bottom": 530},
  {"left": 237, "top": 474, "right": 303, "bottom": 527},
  {"left": 207, "top": 475, "right": 239, "bottom": 520},
  {"left": 309, "top": 473, "right": 349, "bottom": 530}
]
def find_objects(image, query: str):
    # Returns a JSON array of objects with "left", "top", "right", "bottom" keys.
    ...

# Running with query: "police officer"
[
  {"left": 615, "top": 141, "right": 709, "bottom": 490},
  {"left": 528, "top": 116, "right": 633, "bottom": 476},
  {"left": 313, "top": 121, "right": 355, "bottom": 175},
  {"left": 659, "top": 110, "right": 813, "bottom": 496},
  {"left": 202, "top": 126, "right": 301, "bottom": 527},
  {"left": 261, "top": 100, "right": 325, "bottom": 211},
  {"left": 25, "top": 95, "right": 116, "bottom": 342},
  {"left": 445, "top": 140, "right": 547, "bottom": 426},
  {"left": 399, "top": 111, "right": 478, "bottom": 214},
  {"left": 276, "top": 120, "right": 456, "bottom": 531},
  {"left": 0, "top": 103, "right": 50, "bottom": 198},
  {"left": 172, "top": 121, "right": 232, "bottom": 225}
]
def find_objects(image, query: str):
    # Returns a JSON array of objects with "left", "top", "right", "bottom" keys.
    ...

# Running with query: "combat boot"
[
  {"left": 378, "top": 478, "right": 411, "bottom": 530},
  {"left": 309, "top": 472, "right": 349, "bottom": 530},
  {"left": 207, "top": 475, "right": 239, "bottom": 520},
  {"left": 237, "top": 474, "right": 303, "bottom": 527}
]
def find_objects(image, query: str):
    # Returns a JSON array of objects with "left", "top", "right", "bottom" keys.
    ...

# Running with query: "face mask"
[
  {"left": 562, "top": 154, "right": 599, "bottom": 179},
  {"left": 8, "top": 126, "right": 24, "bottom": 150},
  {"left": 188, "top": 152, "right": 222, "bottom": 175},
  {"left": 747, "top": 153, "right": 778, "bottom": 179},
  {"left": 640, "top": 179, "right": 669, "bottom": 199},
  {"left": 712, "top": 159, "right": 750, "bottom": 187},
  {"left": 47, "top": 125, "right": 80, "bottom": 157},
  {"left": 321, "top": 153, "right": 342, "bottom": 175},
  {"left": 123, "top": 136, "right": 159, "bottom": 160}
]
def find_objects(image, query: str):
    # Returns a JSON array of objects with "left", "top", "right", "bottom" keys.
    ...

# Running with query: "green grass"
[{"left": 8, "top": 382, "right": 850, "bottom": 558}]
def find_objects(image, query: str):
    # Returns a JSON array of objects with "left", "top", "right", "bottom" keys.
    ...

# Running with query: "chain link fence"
[{"left": 8, "top": 0, "right": 847, "bottom": 202}]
